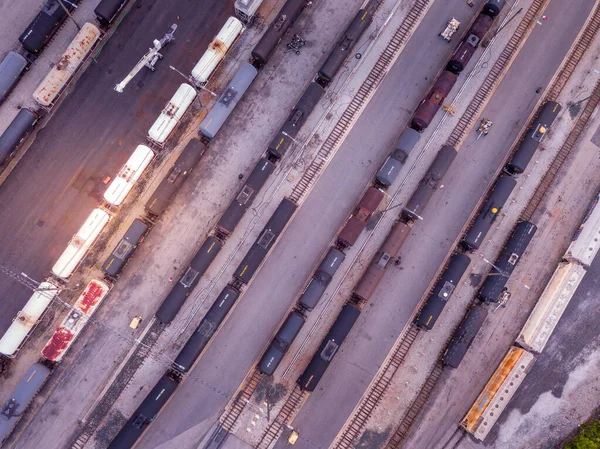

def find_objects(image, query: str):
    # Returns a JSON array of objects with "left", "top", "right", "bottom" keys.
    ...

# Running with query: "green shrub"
[{"left": 564, "top": 418, "right": 600, "bottom": 449}]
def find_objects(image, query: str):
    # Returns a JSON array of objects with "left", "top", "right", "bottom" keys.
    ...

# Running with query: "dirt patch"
[{"left": 354, "top": 427, "right": 391, "bottom": 449}]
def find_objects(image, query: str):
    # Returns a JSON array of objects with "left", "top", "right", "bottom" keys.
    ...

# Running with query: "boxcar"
[
  {"left": 298, "top": 247, "right": 346, "bottom": 311},
  {"left": 199, "top": 63, "right": 258, "bottom": 140},
  {"left": 482, "top": 0, "right": 507, "bottom": 18},
  {"left": 316, "top": 7, "right": 373, "bottom": 86},
  {"left": 478, "top": 221, "right": 536, "bottom": 303},
  {"left": 353, "top": 221, "right": 411, "bottom": 302},
  {"left": 102, "top": 219, "right": 149, "bottom": 278},
  {"left": 403, "top": 145, "right": 457, "bottom": 221},
  {"left": 0, "top": 108, "right": 39, "bottom": 166},
  {"left": 155, "top": 236, "right": 223, "bottom": 324},
  {"left": 338, "top": 187, "right": 384, "bottom": 248},
  {"left": 94, "top": 0, "right": 129, "bottom": 27},
  {"left": 107, "top": 373, "right": 179, "bottom": 449},
  {"left": 463, "top": 176, "right": 517, "bottom": 250},
  {"left": 103, "top": 144, "right": 154, "bottom": 206},
  {"left": 411, "top": 71, "right": 458, "bottom": 132},
  {"left": 148, "top": 84, "right": 197, "bottom": 147},
  {"left": 19, "top": 0, "right": 82, "bottom": 54},
  {"left": 298, "top": 303, "right": 361, "bottom": 391},
  {"left": 258, "top": 311, "right": 305, "bottom": 375},
  {"left": 505, "top": 101, "right": 561, "bottom": 175},
  {"left": 250, "top": 0, "right": 307, "bottom": 69},
  {"left": 235, "top": 0, "right": 263, "bottom": 23},
  {"left": 0, "top": 52, "right": 29, "bottom": 104},
  {"left": 414, "top": 253, "right": 471, "bottom": 330},
  {"left": 216, "top": 158, "right": 275, "bottom": 236},
  {"left": 376, "top": 128, "right": 421, "bottom": 187},
  {"left": 446, "top": 14, "right": 494, "bottom": 75},
  {"left": 442, "top": 303, "right": 488, "bottom": 369},
  {"left": 0, "top": 362, "right": 52, "bottom": 443},
  {"left": 267, "top": 82, "right": 325, "bottom": 160},
  {"left": 145, "top": 139, "right": 207, "bottom": 216},
  {"left": 172, "top": 285, "right": 240, "bottom": 373},
  {"left": 234, "top": 198, "right": 297, "bottom": 284}
]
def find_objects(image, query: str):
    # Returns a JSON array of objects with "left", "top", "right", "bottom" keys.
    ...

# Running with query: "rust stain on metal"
[
  {"left": 77, "top": 281, "right": 105, "bottom": 314},
  {"left": 42, "top": 326, "right": 74, "bottom": 361}
]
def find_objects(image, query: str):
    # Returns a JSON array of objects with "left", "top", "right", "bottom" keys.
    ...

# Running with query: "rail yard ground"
[{"left": 0, "top": 1, "right": 598, "bottom": 449}]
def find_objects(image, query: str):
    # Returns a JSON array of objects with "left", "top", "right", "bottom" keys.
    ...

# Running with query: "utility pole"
[{"left": 56, "top": 0, "right": 81, "bottom": 31}]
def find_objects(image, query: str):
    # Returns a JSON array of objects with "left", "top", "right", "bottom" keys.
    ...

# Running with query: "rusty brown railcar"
[
  {"left": 411, "top": 71, "right": 458, "bottom": 131},
  {"left": 353, "top": 221, "right": 411, "bottom": 302},
  {"left": 446, "top": 14, "right": 494, "bottom": 75},
  {"left": 338, "top": 187, "right": 385, "bottom": 248}
]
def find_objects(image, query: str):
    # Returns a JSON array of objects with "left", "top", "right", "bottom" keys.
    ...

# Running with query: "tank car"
[
  {"left": 297, "top": 303, "right": 361, "bottom": 391},
  {"left": 482, "top": 0, "right": 507, "bottom": 18},
  {"left": 258, "top": 311, "right": 306, "bottom": 375},
  {"left": 107, "top": 373, "right": 179, "bottom": 449},
  {"left": 411, "top": 71, "right": 458, "bottom": 132},
  {"left": 403, "top": 145, "right": 457, "bottom": 221},
  {"left": 298, "top": 247, "right": 346, "bottom": 311},
  {"left": 250, "top": 0, "right": 308, "bottom": 69},
  {"left": 375, "top": 128, "right": 421, "bottom": 187},
  {"left": 172, "top": 285, "right": 240, "bottom": 373},
  {"left": 234, "top": 198, "right": 297, "bottom": 284},
  {"left": 0, "top": 52, "right": 29, "bottom": 104},
  {"left": 268, "top": 82, "right": 325, "bottom": 160},
  {"left": 353, "top": 221, "right": 411, "bottom": 302},
  {"left": 505, "top": 101, "right": 561, "bottom": 175},
  {"left": 338, "top": 187, "right": 384, "bottom": 248},
  {"left": 414, "top": 253, "right": 471, "bottom": 330},
  {"left": 463, "top": 176, "right": 517, "bottom": 251},
  {"left": 446, "top": 14, "right": 494, "bottom": 75},
  {"left": 0, "top": 109, "right": 38, "bottom": 166},
  {"left": 478, "top": 221, "right": 536, "bottom": 303},
  {"left": 316, "top": 7, "right": 373, "bottom": 86},
  {"left": 441, "top": 303, "right": 488, "bottom": 369},
  {"left": 217, "top": 158, "right": 275, "bottom": 236},
  {"left": 102, "top": 219, "right": 149, "bottom": 278},
  {"left": 94, "top": 0, "right": 128, "bottom": 27},
  {"left": 156, "top": 236, "right": 223, "bottom": 324}
]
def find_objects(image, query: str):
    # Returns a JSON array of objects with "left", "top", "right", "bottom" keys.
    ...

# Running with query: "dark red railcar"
[
  {"left": 446, "top": 14, "right": 494, "bottom": 75},
  {"left": 411, "top": 71, "right": 458, "bottom": 132},
  {"left": 338, "top": 187, "right": 384, "bottom": 248}
]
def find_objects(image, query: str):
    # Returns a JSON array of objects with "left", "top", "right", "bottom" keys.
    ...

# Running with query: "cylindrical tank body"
[
  {"left": 0, "top": 52, "right": 29, "bottom": 104},
  {"left": 0, "top": 109, "right": 38, "bottom": 165},
  {"left": 411, "top": 71, "right": 458, "bottom": 131},
  {"left": 94, "top": 0, "right": 128, "bottom": 26},
  {"left": 446, "top": 14, "right": 493, "bottom": 74},
  {"left": 442, "top": 303, "right": 488, "bottom": 369},
  {"left": 375, "top": 128, "right": 421, "bottom": 187},
  {"left": 338, "top": 187, "right": 384, "bottom": 248},
  {"left": 258, "top": 311, "right": 306, "bottom": 375},
  {"left": 482, "top": 0, "right": 507, "bottom": 17}
]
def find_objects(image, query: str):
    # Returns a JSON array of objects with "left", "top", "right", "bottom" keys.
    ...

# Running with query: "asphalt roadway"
[{"left": 0, "top": 0, "right": 231, "bottom": 333}]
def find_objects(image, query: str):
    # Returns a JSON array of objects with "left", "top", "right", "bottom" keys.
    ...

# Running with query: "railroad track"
[
  {"left": 256, "top": 386, "right": 307, "bottom": 449},
  {"left": 288, "top": 0, "right": 431, "bottom": 204},
  {"left": 220, "top": 369, "right": 265, "bottom": 432}
]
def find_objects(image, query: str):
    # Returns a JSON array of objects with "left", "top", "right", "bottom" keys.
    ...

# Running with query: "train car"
[
  {"left": 103, "top": 145, "right": 154, "bottom": 206},
  {"left": 298, "top": 247, "right": 346, "bottom": 311},
  {"left": 0, "top": 362, "right": 52, "bottom": 444},
  {"left": 478, "top": 221, "right": 537, "bottom": 303},
  {"left": 258, "top": 311, "right": 305, "bottom": 375},
  {"left": 42, "top": 280, "right": 111, "bottom": 363},
  {"left": 316, "top": 7, "right": 373, "bottom": 86},
  {"left": 0, "top": 108, "right": 39, "bottom": 166},
  {"left": 172, "top": 285, "right": 240, "bottom": 373},
  {"left": 267, "top": 82, "right": 325, "bottom": 160},
  {"left": 461, "top": 346, "right": 534, "bottom": 441},
  {"left": 505, "top": 101, "right": 561, "bottom": 175},
  {"left": 481, "top": 0, "right": 507, "bottom": 18},
  {"left": 0, "top": 52, "right": 29, "bottom": 104},
  {"left": 199, "top": 62, "right": 258, "bottom": 140},
  {"left": 462, "top": 176, "right": 517, "bottom": 251},
  {"left": 338, "top": 187, "right": 384, "bottom": 248},
  {"left": 441, "top": 303, "right": 487, "bottom": 369},
  {"left": 234, "top": 198, "right": 297, "bottom": 284},
  {"left": 51, "top": 208, "right": 110, "bottom": 279},
  {"left": 191, "top": 17, "right": 245, "bottom": 86},
  {"left": 148, "top": 84, "right": 197, "bottom": 147},
  {"left": 102, "top": 219, "right": 149, "bottom": 278},
  {"left": 403, "top": 145, "right": 457, "bottom": 221},
  {"left": 0, "top": 281, "right": 60, "bottom": 357},
  {"left": 216, "top": 158, "right": 275, "bottom": 236},
  {"left": 155, "top": 236, "right": 223, "bottom": 324},
  {"left": 298, "top": 303, "right": 361, "bottom": 391},
  {"left": 94, "top": 0, "right": 129, "bottom": 27},
  {"left": 517, "top": 262, "right": 585, "bottom": 353},
  {"left": 32, "top": 23, "right": 101, "bottom": 107},
  {"left": 145, "top": 139, "right": 207, "bottom": 216},
  {"left": 410, "top": 71, "right": 458, "bottom": 132},
  {"left": 566, "top": 194, "right": 600, "bottom": 266},
  {"left": 19, "top": 0, "right": 82, "bottom": 54},
  {"left": 235, "top": 0, "right": 263, "bottom": 23},
  {"left": 250, "top": 0, "right": 307, "bottom": 69},
  {"left": 414, "top": 253, "right": 471, "bottom": 330},
  {"left": 446, "top": 14, "right": 494, "bottom": 75},
  {"left": 107, "top": 373, "right": 179, "bottom": 449},
  {"left": 353, "top": 221, "right": 411, "bottom": 302},
  {"left": 375, "top": 128, "right": 421, "bottom": 188}
]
